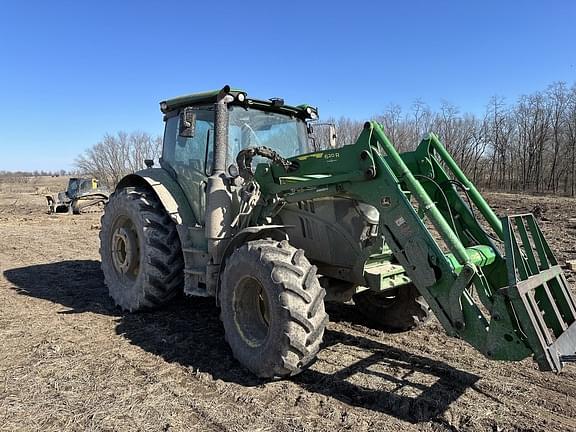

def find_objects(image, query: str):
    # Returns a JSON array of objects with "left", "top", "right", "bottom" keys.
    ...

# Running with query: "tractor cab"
[
  {"left": 156, "top": 86, "right": 322, "bottom": 231},
  {"left": 159, "top": 87, "right": 317, "bottom": 180}
]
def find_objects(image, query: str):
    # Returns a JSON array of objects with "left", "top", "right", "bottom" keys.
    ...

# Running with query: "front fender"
[{"left": 116, "top": 168, "right": 197, "bottom": 226}]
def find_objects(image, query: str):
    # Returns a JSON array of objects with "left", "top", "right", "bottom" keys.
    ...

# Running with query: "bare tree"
[
  {"left": 73, "top": 80, "right": 576, "bottom": 195},
  {"left": 75, "top": 131, "right": 161, "bottom": 187},
  {"left": 546, "top": 82, "right": 569, "bottom": 192},
  {"left": 565, "top": 85, "right": 576, "bottom": 195}
]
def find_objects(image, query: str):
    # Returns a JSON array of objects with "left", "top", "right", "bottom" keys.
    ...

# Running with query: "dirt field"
[{"left": 1, "top": 177, "right": 575, "bottom": 432}]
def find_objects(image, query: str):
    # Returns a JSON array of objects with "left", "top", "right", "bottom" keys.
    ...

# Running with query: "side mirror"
[
  {"left": 179, "top": 107, "right": 196, "bottom": 138},
  {"left": 329, "top": 124, "right": 337, "bottom": 148}
]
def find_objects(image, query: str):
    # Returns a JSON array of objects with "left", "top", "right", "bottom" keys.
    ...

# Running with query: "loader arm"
[{"left": 252, "top": 121, "right": 576, "bottom": 372}]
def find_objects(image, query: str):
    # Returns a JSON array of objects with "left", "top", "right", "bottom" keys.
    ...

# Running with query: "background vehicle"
[{"left": 46, "top": 177, "right": 109, "bottom": 214}]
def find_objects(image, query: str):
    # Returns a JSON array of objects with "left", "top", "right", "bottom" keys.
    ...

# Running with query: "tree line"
[
  {"left": 73, "top": 80, "right": 576, "bottom": 195},
  {"left": 0, "top": 169, "right": 68, "bottom": 178},
  {"left": 324, "top": 81, "right": 576, "bottom": 195}
]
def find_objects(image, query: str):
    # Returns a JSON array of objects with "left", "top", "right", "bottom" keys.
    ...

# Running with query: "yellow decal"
[
  {"left": 297, "top": 153, "right": 323, "bottom": 161},
  {"left": 297, "top": 152, "right": 340, "bottom": 161}
]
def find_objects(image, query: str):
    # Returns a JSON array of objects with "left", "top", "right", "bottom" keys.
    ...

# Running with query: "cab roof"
[{"left": 159, "top": 85, "right": 318, "bottom": 120}]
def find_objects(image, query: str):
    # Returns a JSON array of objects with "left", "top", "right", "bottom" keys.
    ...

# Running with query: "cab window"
[
  {"left": 227, "top": 105, "right": 310, "bottom": 167},
  {"left": 162, "top": 107, "right": 214, "bottom": 172}
]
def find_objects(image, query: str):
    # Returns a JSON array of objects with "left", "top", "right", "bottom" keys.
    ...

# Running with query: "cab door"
[{"left": 161, "top": 107, "right": 214, "bottom": 224}]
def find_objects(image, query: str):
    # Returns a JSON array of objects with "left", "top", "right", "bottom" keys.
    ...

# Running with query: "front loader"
[{"left": 99, "top": 86, "right": 576, "bottom": 378}]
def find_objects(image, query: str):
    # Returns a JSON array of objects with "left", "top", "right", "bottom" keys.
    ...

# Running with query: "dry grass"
[
  {"left": 0, "top": 180, "right": 576, "bottom": 431},
  {"left": 0, "top": 176, "right": 68, "bottom": 195}
]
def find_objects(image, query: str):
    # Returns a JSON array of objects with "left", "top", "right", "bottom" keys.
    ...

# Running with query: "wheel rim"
[
  {"left": 110, "top": 216, "right": 140, "bottom": 281},
  {"left": 233, "top": 276, "right": 270, "bottom": 347}
]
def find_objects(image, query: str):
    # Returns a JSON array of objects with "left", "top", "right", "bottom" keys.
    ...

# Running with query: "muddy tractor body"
[
  {"left": 47, "top": 177, "right": 109, "bottom": 214},
  {"left": 99, "top": 86, "right": 576, "bottom": 378}
]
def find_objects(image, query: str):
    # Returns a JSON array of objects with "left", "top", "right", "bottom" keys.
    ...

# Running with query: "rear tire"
[
  {"left": 353, "top": 284, "right": 430, "bottom": 332},
  {"left": 220, "top": 239, "right": 328, "bottom": 378},
  {"left": 100, "top": 187, "right": 184, "bottom": 311}
]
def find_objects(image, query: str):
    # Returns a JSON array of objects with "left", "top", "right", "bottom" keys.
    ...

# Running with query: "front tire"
[
  {"left": 220, "top": 239, "right": 328, "bottom": 378},
  {"left": 100, "top": 187, "right": 184, "bottom": 311},
  {"left": 353, "top": 284, "right": 430, "bottom": 332}
]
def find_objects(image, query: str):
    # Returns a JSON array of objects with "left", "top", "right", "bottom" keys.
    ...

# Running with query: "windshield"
[
  {"left": 227, "top": 105, "right": 310, "bottom": 164},
  {"left": 67, "top": 178, "right": 80, "bottom": 196}
]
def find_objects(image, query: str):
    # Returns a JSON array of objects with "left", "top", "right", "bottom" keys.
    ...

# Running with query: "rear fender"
[{"left": 116, "top": 169, "right": 197, "bottom": 226}]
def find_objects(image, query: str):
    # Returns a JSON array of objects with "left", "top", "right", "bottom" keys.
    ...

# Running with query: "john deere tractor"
[{"left": 100, "top": 86, "right": 576, "bottom": 378}]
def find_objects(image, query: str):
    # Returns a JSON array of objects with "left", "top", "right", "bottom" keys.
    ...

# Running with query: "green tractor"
[{"left": 100, "top": 86, "right": 576, "bottom": 378}]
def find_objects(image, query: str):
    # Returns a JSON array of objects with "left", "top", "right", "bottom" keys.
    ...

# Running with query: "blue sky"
[{"left": 1, "top": 1, "right": 574, "bottom": 171}]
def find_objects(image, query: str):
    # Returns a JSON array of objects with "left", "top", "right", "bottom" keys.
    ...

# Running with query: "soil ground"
[{"left": 1, "top": 176, "right": 575, "bottom": 432}]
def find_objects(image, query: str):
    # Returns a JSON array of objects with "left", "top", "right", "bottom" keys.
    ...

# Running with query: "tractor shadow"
[
  {"left": 4, "top": 259, "right": 118, "bottom": 316},
  {"left": 295, "top": 327, "right": 480, "bottom": 423},
  {"left": 4, "top": 259, "right": 479, "bottom": 423}
]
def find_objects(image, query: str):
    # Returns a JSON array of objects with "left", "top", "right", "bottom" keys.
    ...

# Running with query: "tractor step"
[
  {"left": 184, "top": 266, "right": 205, "bottom": 275},
  {"left": 502, "top": 214, "right": 576, "bottom": 372},
  {"left": 182, "top": 247, "right": 208, "bottom": 255}
]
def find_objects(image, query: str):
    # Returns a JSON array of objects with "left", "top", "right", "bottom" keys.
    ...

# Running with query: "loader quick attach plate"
[{"left": 502, "top": 214, "right": 576, "bottom": 372}]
